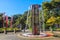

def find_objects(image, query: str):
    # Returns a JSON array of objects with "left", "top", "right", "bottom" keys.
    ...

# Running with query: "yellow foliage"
[
  {"left": 46, "top": 16, "right": 56, "bottom": 23},
  {"left": 55, "top": 16, "right": 60, "bottom": 24},
  {"left": 57, "top": 16, "right": 60, "bottom": 19}
]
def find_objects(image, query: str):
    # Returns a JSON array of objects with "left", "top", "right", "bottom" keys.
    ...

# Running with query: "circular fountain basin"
[
  {"left": 22, "top": 32, "right": 51, "bottom": 38},
  {"left": 18, "top": 32, "right": 54, "bottom": 40}
]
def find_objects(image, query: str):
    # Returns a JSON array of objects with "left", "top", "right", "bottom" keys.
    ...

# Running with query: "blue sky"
[{"left": 0, "top": 0, "right": 50, "bottom": 16}]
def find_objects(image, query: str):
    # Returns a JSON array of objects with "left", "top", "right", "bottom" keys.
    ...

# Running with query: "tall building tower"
[{"left": 31, "top": 4, "right": 41, "bottom": 35}]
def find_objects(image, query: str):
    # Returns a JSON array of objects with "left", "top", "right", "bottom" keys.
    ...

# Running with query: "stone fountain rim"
[{"left": 17, "top": 33, "right": 54, "bottom": 40}]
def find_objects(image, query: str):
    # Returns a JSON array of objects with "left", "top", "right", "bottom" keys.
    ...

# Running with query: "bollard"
[
  {"left": 4, "top": 27, "right": 7, "bottom": 34},
  {"left": 14, "top": 29, "right": 16, "bottom": 33}
]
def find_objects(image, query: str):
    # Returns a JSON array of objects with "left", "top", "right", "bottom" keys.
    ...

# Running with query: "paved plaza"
[{"left": 0, "top": 32, "right": 21, "bottom": 40}]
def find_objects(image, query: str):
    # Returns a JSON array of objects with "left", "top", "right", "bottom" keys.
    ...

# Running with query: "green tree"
[
  {"left": 0, "top": 13, "right": 3, "bottom": 28},
  {"left": 42, "top": 0, "right": 60, "bottom": 31}
]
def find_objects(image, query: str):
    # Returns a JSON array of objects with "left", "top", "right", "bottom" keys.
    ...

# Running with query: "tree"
[
  {"left": 13, "top": 14, "right": 22, "bottom": 28},
  {"left": 0, "top": 13, "right": 3, "bottom": 28},
  {"left": 13, "top": 11, "right": 28, "bottom": 30},
  {"left": 46, "top": 16, "right": 56, "bottom": 32}
]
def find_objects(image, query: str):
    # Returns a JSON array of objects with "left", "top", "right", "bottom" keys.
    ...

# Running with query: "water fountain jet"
[{"left": 18, "top": 4, "right": 54, "bottom": 39}]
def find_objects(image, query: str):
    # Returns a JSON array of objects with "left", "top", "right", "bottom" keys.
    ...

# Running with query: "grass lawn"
[
  {"left": 0, "top": 28, "right": 4, "bottom": 32},
  {"left": 0, "top": 27, "right": 21, "bottom": 32}
]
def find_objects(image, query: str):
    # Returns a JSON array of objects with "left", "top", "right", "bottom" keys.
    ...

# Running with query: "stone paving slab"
[
  {"left": 0, "top": 33, "right": 20, "bottom": 40},
  {"left": 0, "top": 32, "right": 60, "bottom": 40}
]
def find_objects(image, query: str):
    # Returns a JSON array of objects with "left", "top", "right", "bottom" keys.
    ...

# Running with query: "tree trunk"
[{"left": 49, "top": 26, "right": 53, "bottom": 33}]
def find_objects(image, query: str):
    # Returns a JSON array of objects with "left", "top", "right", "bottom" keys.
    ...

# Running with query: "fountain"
[{"left": 18, "top": 4, "right": 54, "bottom": 39}]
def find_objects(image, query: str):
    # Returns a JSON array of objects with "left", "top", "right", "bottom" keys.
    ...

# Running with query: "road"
[{"left": 0, "top": 32, "right": 21, "bottom": 40}]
